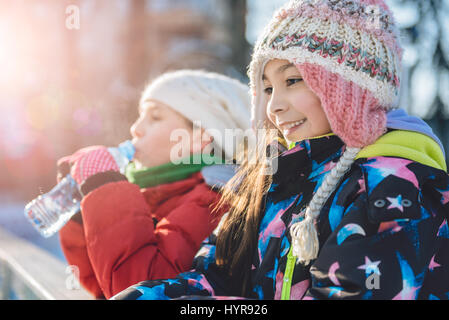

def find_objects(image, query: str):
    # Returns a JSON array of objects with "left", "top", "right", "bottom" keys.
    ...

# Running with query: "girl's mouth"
[
  {"left": 282, "top": 119, "right": 307, "bottom": 136},
  {"left": 131, "top": 146, "right": 139, "bottom": 161}
]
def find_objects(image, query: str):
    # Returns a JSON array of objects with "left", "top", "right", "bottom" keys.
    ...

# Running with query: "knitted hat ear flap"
[{"left": 295, "top": 62, "right": 387, "bottom": 148}]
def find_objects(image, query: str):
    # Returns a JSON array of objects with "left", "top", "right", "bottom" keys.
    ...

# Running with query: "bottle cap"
[{"left": 117, "top": 140, "right": 136, "bottom": 161}]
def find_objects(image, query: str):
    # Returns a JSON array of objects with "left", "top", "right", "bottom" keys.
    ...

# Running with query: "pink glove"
[{"left": 57, "top": 146, "right": 119, "bottom": 185}]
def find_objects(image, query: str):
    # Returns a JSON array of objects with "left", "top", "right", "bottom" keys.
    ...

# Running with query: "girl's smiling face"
[{"left": 262, "top": 59, "right": 332, "bottom": 144}]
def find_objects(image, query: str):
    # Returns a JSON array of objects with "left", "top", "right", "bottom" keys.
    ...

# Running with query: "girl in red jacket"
[{"left": 57, "top": 70, "right": 251, "bottom": 299}]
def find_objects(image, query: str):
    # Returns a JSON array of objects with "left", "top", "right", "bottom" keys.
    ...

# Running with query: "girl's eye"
[
  {"left": 148, "top": 111, "right": 161, "bottom": 121},
  {"left": 263, "top": 86, "right": 273, "bottom": 95},
  {"left": 286, "top": 78, "right": 303, "bottom": 86}
]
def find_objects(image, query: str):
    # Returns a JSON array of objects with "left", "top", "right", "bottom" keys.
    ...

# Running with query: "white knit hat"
[{"left": 140, "top": 70, "right": 252, "bottom": 161}]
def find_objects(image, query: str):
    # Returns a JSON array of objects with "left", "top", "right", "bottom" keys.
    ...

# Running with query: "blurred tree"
[
  {"left": 125, "top": 0, "right": 150, "bottom": 88},
  {"left": 395, "top": 0, "right": 449, "bottom": 165},
  {"left": 62, "top": 0, "right": 83, "bottom": 153},
  {"left": 230, "top": 0, "right": 251, "bottom": 78}
]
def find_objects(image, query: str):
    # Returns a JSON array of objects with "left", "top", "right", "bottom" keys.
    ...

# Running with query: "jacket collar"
[
  {"left": 141, "top": 172, "right": 204, "bottom": 210},
  {"left": 269, "top": 134, "right": 345, "bottom": 202},
  {"left": 273, "top": 134, "right": 345, "bottom": 183}
]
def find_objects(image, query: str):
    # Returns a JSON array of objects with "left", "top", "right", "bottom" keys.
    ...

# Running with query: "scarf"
[{"left": 125, "top": 154, "right": 222, "bottom": 189}]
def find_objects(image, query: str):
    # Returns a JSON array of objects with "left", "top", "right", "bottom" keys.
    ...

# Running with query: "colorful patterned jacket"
[{"left": 112, "top": 129, "right": 449, "bottom": 300}]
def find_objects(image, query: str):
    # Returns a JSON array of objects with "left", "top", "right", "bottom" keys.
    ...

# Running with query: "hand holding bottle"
[
  {"left": 25, "top": 140, "right": 135, "bottom": 238},
  {"left": 57, "top": 146, "right": 120, "bottom": 185}
]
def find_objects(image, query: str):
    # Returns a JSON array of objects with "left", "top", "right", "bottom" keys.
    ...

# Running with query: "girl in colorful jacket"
[
  {"left": 57, "top": 70, "right": 251, "bottom": 299},
  {"left": 112, "top": 0, "right": 449, "bottom": 300}
]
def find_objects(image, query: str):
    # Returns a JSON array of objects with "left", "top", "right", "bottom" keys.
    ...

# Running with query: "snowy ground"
[{"left": 0, "top": 194, "right": 66, "bottom": 262}]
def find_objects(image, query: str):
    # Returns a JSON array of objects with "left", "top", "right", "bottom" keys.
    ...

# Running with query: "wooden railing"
[{"left": 0, "top": 226, "right": 92, "bottom": 300}]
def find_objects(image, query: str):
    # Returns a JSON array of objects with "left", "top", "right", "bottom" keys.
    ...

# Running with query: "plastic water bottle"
[{"left": 24, "top": 140, "right": 135, "bottom": 238}]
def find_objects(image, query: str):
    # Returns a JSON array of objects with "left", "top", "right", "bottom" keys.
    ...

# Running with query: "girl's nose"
[
  {"left": 130, "top": 120, "right": 143, "bottom": 138},
  {"left": 268, "top": 91, "right": 288, "bottom": 116}
]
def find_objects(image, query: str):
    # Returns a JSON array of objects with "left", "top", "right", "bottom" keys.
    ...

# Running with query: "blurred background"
[{"left": 0, "top": 0, "right": 448, "bottom": 261}]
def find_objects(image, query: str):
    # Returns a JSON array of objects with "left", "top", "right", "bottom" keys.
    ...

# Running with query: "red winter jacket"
[{"left": 59, "top": 172, "right": 226, "bottom": 299}]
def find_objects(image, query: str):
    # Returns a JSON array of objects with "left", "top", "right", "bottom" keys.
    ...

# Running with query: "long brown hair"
[{"left": 215, "top": 123, "right": 282, "bottom": 296}]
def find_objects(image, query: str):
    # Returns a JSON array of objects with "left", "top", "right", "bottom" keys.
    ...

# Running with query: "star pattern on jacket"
[
  {"left": 386, "top": 195, "right": 404, "bottom": 212},
  {"left": 111, "top": 134, "right": 449, "bottom": 301},
  {"left": 357, "top": 256, "right": 382, "bottom": 277}
]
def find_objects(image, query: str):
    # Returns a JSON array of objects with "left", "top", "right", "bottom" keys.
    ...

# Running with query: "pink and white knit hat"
[{"left": 249, "top": 0, "right": 403, "bottom": 148}]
